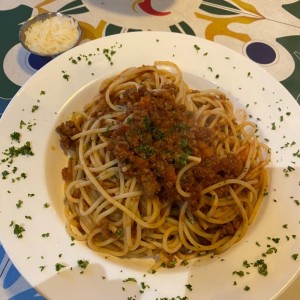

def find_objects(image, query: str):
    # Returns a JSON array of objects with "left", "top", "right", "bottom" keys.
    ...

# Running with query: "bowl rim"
[{"left": 19, "top": 12, "right": 82, "bottom": 57}]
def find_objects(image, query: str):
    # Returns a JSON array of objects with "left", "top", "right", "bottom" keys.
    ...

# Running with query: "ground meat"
[
  {"left": 56, "top": 120, "right": 80, "bottom": 151},
  {"left": 219, "top": 216, "right": 242, "bottom": 238},
  {"left": 61, "top": 158, "right": 74, "bottom": 183},
  {"left": 107, "top": 84, "right": 245, "bottom": 210},
  {"left": 218, "top": 153, "right": 243, "bottom": 177},
  {"left": 94, "top": 218, "right": 111, "bottom": 241},
  {"left": 62, "top": 167, "right": 72, "bottom": 182}
]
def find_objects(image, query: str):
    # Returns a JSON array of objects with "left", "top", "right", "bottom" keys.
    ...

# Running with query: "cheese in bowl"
[{"left": 19, "top": 12, "right": 81, "bottom": 57}]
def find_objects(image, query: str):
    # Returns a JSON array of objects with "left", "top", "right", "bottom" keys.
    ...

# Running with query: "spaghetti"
[{"left": 56, "top": 61, "right": 270, "bottom": 271}]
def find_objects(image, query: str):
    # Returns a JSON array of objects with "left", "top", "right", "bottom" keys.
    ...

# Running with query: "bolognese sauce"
[{"left": 106, "top": 84, "right": 244, "bottom": 210}]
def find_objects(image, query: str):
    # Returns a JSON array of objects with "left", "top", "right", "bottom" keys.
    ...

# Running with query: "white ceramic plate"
[{"left": 0, "top": 32, "right": 300, "bottom": 300}]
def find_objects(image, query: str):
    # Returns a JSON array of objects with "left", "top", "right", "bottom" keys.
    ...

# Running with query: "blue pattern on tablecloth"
[
  {"left": 0, "top": 244, "right": 44, "bottom": 300},
  {"left": 0, "top": 98, "right": 10, "bottom": 118}
]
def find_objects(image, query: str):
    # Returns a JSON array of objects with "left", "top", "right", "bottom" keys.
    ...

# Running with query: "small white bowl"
[{"left": 19, "top": 12, "right": 81, "bottom": 57}]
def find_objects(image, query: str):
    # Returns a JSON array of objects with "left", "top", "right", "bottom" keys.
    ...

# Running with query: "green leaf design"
[
  {"left": 105, "top": 24, "right": 141, "bottom": 36},
  {"left": 206, "top": 0, "right": 240, "bottom": 10},
  {"left": 200, "top": 0, "right": 240, "bottom": 16},
  {"left": 169, "top": 21, "right": 195, "bottom": 36},
  {"left": 282, "top": 1, "right": 300, "bottom": 19},
  {"left": 58, "top": 0, "right": 89, "bottom": 14},
  {"left": 277, "top": 35, "right": 300, "bottom": 103}
]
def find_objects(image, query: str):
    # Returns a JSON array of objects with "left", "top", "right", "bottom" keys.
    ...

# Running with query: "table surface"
[{"left": 0, "top": 1, "right": 300, "bottom": 299}]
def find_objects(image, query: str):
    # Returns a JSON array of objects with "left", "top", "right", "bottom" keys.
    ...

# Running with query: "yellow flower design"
[{"left": 196, "top": 0, "right": 264, "bottom": 42}]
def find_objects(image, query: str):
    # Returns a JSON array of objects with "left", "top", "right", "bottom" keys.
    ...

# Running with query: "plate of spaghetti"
[{"left": 0, "top": 32, "right": 299, "bottom": 300}]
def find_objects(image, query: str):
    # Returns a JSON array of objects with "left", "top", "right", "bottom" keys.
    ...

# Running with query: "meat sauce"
[
  {"left": 57, "top": 84, "right": 244, "bottom": 211},
  {"left": 108, "top": 85, "right": 244, "bottom": 210}
]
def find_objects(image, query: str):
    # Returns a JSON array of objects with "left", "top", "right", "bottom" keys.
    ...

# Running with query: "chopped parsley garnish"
[
  {"left": 143, "top": 115, "right": 152, "bottom": 130},
  {"left": 232, "top": 270, "right": 244, "bottom": 277},
  {"left": 77, "top": 259, "right": 89, "bottom": 269},
  {"left": 55, "top": 263, "right": 66, "bottom": 272},
  {"left": 253, "top": 259, "right": 268, "bottom": 276},
  {"left": 11, "top": 222, "right": 25, "bottom": 238},
  {"left": 293, "top": 150, "right": 300, "bottom": 158},
  {"left": 265, "top": 247, "right": 277, "bottom": 255},
  {"left": 20, "top": 120, "right": 36, "bottom": 131},
  {"left": 19, "top": 120, "right": 26, "bottom": 129},
  {"left": 16, "top": 200, "right": 23, "bottom": 208},
  {"left": 3, "top": 141, "right": 34, "bottom": 158},
  {"left": 39, "top": 266, "right": 46, "bottom": 271},
  {"left": 134, "top": 144, "right": 154, "bottom": 157},
  {"left": 194, "top": 44, "right": 200, "bottom": 52},
  {"left": 283, "top": 166, "right": 295, "bottom": 177},
  {"left": 102, "top": 123, "right": 113, "bottom": 136},
  {"left": 31, "top": 105, "right": 39, "bottom": 113},
  {"left": 291, "top": 254, "right": 298, "bottom": 260},
  {"left": 126, "top": 117, "right": 133, "bottom": 124},
  {"left": 140, "top": 281, "right": 150, "bottom": 292},
  {"left": 41, "top": 233, "right": 50, "bottom": 237},
  {"left": 185, "top": 284, "right": 193, "bottom": 291},
  {"left": 271, "top": 122, "right": 276, "bottom": 130},
  {"left": 177, "top": 153, "right": 188, "bottom": 167},
  {"left": 63, "top": 74, "right": 70, "bottom": 81},
  {"left": 181, "top": 259, "right": 189, "bottom": 266},
  {"left": 115, "top": 228, "right": 123, "bottom": 238},
  {"left": 103, "top": 44, "right": 120, "bottom": 65},
  {"left": 244, "top": 285, "right": 250, "bottom": 291},
  {"left": 123, "top": 278, "right": 137, "bottom": 282},
  {"left": 2, "top": 170, "right": 9, "bottom": 179},
  {"left": 10, "top": 132, "right": 21, "bottom": 143},
  {"left": 243, "top": 260, "right": 250, "bottom": 268},
  {"left": 167, "top": 258, "right": 177, "bottom": 268},
  {"left": 21, "top": 173, "right": 27, "bottom": 179},
  {"left": 272, "top": 238, "right": 280, "bottom": 244},
  {"left": 62, "top": 71, "right": 70, "bottom": 81},
  {"left": 174, "top": 122, "right": 189, "bottom": 132}
]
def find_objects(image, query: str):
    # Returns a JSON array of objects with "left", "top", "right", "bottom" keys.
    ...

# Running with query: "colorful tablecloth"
[{"left": 1, "top": 1, "right": 300, "bottom": 299}]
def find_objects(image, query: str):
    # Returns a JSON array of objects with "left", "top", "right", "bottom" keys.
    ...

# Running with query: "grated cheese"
[{"left": 24, "top": 15, "right": 80, "bottom": 55}]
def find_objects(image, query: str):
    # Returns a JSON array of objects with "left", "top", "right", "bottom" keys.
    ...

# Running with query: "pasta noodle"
[{"left": 56, "top": 61, "right": 270, "bottom": 271}]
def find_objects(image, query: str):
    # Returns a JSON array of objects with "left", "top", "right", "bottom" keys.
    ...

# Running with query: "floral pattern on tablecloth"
[{"left": 0, "top": 244, "right": 44, "bottom": 299}]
